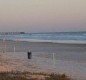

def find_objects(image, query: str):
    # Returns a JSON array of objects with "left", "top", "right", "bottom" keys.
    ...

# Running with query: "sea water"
[{"left": 0, "top": 32, "right": 86, "bottom": 42}]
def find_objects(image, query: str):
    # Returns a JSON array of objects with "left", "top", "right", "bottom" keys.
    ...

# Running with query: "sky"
[{"left": 0, "top": 0, "right": 86, "bottom": 32}]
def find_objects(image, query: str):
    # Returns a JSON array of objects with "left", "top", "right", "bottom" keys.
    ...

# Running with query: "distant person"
[{"left": 27, "top": 50, "right": 32, "bottom": 59}]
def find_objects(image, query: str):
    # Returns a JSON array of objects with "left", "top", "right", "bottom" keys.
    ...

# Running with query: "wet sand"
[{"left": 0, "top": 40, "right": 86, "bottom": 80}]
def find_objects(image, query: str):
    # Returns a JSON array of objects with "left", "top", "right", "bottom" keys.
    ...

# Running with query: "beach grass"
[
  {"left": 45, "top": 73, "right": 70, "bottom": 80},
  {"left": 0, "top": 71, "right": 71, "bottom": 80}
]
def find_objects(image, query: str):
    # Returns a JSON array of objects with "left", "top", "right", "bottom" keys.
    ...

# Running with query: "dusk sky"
[{"left": 0, "top": 0, "right": 86, "bottom": 32}]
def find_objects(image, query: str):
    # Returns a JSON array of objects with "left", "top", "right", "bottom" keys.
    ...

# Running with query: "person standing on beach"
[{"left": 27, "top": 50, "right": 32, "bottom": 59}]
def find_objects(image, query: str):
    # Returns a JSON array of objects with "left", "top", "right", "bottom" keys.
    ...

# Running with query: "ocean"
[{"left": 0, "top": 32, "right": 86, "bottom": 43}]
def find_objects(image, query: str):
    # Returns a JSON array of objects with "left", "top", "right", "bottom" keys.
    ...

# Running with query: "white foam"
[{"left": 13, "top": 39, "right": 86, "bottom": 44}]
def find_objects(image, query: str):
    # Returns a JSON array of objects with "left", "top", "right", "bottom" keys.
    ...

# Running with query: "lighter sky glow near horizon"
[{"left": 0, "top": 0, "right": 86, "bottom": 32}]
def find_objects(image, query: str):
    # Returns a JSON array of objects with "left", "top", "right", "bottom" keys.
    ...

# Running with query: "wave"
[{"left": 13, "top": 39, "right": 86, "bottom": 44}]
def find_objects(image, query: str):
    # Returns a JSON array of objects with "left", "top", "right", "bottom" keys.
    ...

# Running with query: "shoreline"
[
  {"left": 14, "top": 39, "right": 86, "bottom": 44},
  {"left": 1, "top": 38, "right": 86, "bottom": 45}
]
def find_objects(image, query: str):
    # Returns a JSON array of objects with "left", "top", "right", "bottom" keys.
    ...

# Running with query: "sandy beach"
[{"left": 0, "top": 40, "right": 86, "bottom": 80}]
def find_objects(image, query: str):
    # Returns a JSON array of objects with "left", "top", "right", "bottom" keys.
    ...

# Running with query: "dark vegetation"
[
  {"left": 45, "top": 73, "right": 70, "bottom": 80},
  {"left": 0, "top": 71, "right": 71, "bottom": 80}
]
